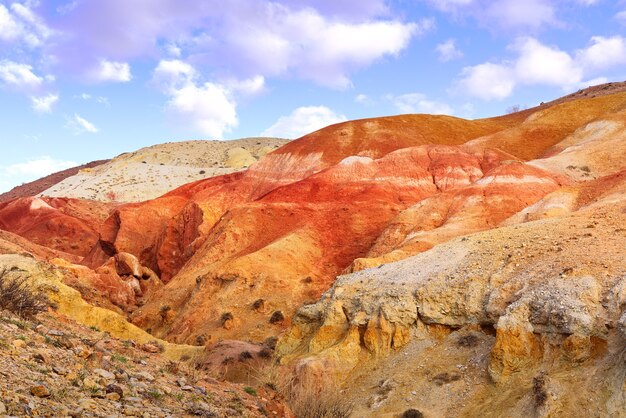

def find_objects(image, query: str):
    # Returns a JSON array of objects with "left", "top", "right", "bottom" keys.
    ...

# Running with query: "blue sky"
[{"left": 0, "top": 0, "right": 625, "bottom": 192}]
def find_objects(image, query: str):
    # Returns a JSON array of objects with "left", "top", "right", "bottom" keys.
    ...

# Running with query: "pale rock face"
[
  {"left": 277, "top": 194, "right": 626, "bottom": 408},
  {"left": 39, "top": 138, "right": 289, "bottom": 203}
]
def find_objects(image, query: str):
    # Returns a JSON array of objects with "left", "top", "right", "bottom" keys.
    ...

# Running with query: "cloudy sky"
[{"left": 1, "top": 0, "right": 625, "bottom": 192}]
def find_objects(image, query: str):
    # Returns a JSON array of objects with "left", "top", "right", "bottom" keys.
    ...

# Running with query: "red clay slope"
[{"left": 0, "top": 197, "right": 114, "bottom": 257}]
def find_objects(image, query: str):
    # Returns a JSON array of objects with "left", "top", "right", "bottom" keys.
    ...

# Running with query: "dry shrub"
[
  {"left": 0, "top": 269, "right": 50, "bottom": 319},
  {"left": 253, "top": 362, "right": 353, "bottom": 418}
]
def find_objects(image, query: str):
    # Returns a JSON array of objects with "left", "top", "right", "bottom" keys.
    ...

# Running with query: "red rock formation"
[
  {"left": 0, "top": 197, "right": 113, "bottom": 257},
  {"left": 126, "top": 145, "right": 561, "bottom": 344},
  {"left": 2, "top": 86, "right": 625, "bottom": 351}
]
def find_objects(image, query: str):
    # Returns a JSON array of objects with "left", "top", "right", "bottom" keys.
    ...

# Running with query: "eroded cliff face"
[
  {"left": 276, "top": 174, "right": 626, "bottom": 417},
  {"left": 127, "top": 145, "right": 564, "bottom": 344}
]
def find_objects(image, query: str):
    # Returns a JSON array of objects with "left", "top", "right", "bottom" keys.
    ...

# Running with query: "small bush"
[
  {"left": 456, "top": 334, "right": 479, "bottom": 348},
  {"left": 286, "top": 380, "right": 353, "bottom": 418},
  {"left": 0, "top": 270, "right": 49, "bottom": 319},
  {"left": 533, "top": 373, "right": 548, "bottom": 407},
  {"left": 257, "top": 347, "right": 273, "bottom": 359},
  {"left": 269, "top": 311, "right": 284, "bottom": 324},
  {"left": 253, "top": 364, "right": 353, "bottom": 418},
  {"left": 221, "top": 312, "right": 234, "bottom": 325},
  {"left": 251, "top": 298, "right": 265, "bottom": 310},
  {"left": 402, "top": 409, "right": 424, "bottom": 418},
  {"left": 243, "top": 386, "right": 257, "bottom": 396}
]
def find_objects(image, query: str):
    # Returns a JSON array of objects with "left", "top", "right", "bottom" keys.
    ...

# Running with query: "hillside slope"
[
  {"left": 40, "top": 138, "right": 287, "bottom": 202},
  {"left": 1, "top": 82, "right": 626, "bottom": 417},
  {"left": 0, "top": 160, "right": 108, "bottom": 203}
]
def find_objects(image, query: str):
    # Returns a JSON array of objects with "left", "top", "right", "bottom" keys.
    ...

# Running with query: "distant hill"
[
  {"left": 39, "top": 137, "right": 288, "bottom": 202},
  {"left": 0, "top": 160, "right": 109, "bottom": 203}
]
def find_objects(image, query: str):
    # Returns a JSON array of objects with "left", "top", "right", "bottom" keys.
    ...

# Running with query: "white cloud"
[
  {"left": 459, "top": 62, "right": 515, "bottom": 101},
  {"left": 193, "top": 5, "right": 428, "bottom": 89},
  {"left": 152, "top": 59, "right": 263, "bottom": 138},
  {"left": 0, "top": 156, "right": 77, "bottom": 193},
  {"left": 576, "top": 36, "right": 626, "bottom": 71},
  {"left": 261, "top": 106, "right": 347, "bottom": 138},
  {"left": 0, "top": 2, "right": 52, "bottom": 47},
  {"left": 0, "top": 4, "right": 21, "bottom": 42},
  {"left": 224, "top": 75, "right": 266, "bottom": 96},
  {"left": 355, "top": 94, "right": 374, "bottom": 105},
  {"left": 512, "top": 38, "right": 581, "bottom": 86},
  {"left": 293, "top": 18, "right": 428, "bottom": 88},
  {"left": 61, "top": 1, "right": 425, "bottom": 89},
  {"left": 56, "top": 1, "right": 78, "bottom": 16},
  {"left": 65, "top": 113, "right": 98, "bottom": 135},
  {"left": 152, "top": 59, "right": 197, "bottom": 93},
  {"left": 436, "top": 39, "right": 463, "bottom": 62},
  {"left": 426, "top": 0, "right": 594, "bottom": 30},
  {"left": 90, "top": 60, "right": 132, "bottom": 83},
  {"left": 427, "top": 0, "right": 474, "bottom": 12},
  {"left": 428, "top": 0, "right": 553, "bottom": 28},
  {"left": 31, "top": 93, "right": 59, "bottom": 113},
  {"left": 0, "top": 60, "right": 43, "bottom": 90},
  {"left": 76, "top": 93, "right": 110, "bottom": 106},
  {"left": 165, "top": 43, "right": 182, "bottom": 57},
  {"left": 390, "top": 93, "right": 454, "bottom": 115},
  {"left": 166, "top": 83, "right": 238, "bottom": 139},
  {"left": 458, "top": 36, "right": 626, "bottom": 101},
  {"left": 3, "top": 156, "right": 76, "bottom": 177}
]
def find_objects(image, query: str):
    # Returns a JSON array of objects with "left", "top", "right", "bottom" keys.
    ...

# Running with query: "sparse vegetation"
[
  {"left": 253, "top": 364, "right": 353, "bottom": 418},
  {"left": 269, "top": 311, "right": 284, "bottom": 324},
  {"left": 220, "top": 312, "right": 233, "bottom": 326},
  {"left": 111, "top": 353, "right": 128, "bottom": 363},
  {"left": 533, "top": 373, "right": 548, "bottom": 408},
  {"left": 243, "top": 386, "right": 257, "bottom": 396},
  {"left": 456, "top": 333, "right": 479, "bottom": 348},
  {"left": 251, "top": 298, "right": 265, "bottom": 310},
  {"left": 402, "top": 409, "right": 424, "bottom": 418},
  {"left": 0, "top": 269, "right": 50, "bottom": 319}
]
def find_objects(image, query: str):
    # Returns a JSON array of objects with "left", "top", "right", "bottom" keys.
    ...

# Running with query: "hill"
[
  {"left": 40, "top": 137, "right": 288, "bottom": 202},
  {"left": 0, "top": 82, "right": 625, "bottom": 416}
]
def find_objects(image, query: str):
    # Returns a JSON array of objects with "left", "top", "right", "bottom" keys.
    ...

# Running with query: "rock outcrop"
[
  {"left": 277, "top": 172, "right": 626, "bottom": 416},
  {"left": 0, "top": 197, "right": 113, "bottom": 257}
]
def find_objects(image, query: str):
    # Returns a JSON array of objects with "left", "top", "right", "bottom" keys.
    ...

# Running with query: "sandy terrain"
[{"left": 40, "top": 138, "right": 288, "bottom": 202}]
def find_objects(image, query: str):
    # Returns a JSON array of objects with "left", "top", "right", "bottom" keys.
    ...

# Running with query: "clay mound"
[
  {"left": 0, "top": 160, "right": 108, "bottom": 203},
  {"left": 539, "top": 80, "right": 626, "bottom": 108},
  {"left": 125, "top": 146, "right": 561, "bottom": 344},
  {"left": 462, "top": 90, "right": 626, "bottom": 160},
  {"left": 271, "top": 113, "right": 523, "bottom": 167},
  {"left": 0, "top": 197, "right": 114, "bottom": 257},
  {"left": 349, "top": 160, "right": 565, "bottom": 271},
  {"left": 0, "top": 229, "right": 81, "bottom": 263},
  {"left": 40, "top": 137, "right": 288, "bottom": 202}
]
